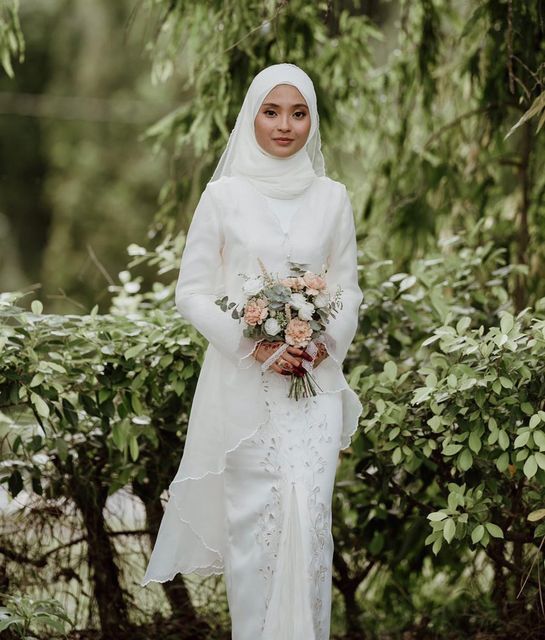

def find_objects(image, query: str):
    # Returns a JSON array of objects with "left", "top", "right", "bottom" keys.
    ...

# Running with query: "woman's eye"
[
  {"left": 294, "top": 111, "right": 307, "bottom": 119},
  {"left": 264, "top": 109, "right": 276, "bottom": 116}
]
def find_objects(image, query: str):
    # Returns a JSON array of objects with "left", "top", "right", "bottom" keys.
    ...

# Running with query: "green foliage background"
[{"left": 1, "top": 1, "right": 545, "bottom": 639}]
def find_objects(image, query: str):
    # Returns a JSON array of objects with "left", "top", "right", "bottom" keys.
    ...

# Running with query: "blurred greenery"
[
  {"left": 0, "top": 0, "right": 178, "bottom": 312},
  {"left": 1, "top": 0, "right": 545, "bottom": 639}
]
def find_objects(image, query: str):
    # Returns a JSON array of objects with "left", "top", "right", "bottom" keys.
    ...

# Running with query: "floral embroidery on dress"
[{"left": 249, "top": 372, "right": 335, "bottom": 639}]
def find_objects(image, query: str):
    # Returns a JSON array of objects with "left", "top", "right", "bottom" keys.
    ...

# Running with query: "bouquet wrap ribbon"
[{"left": 260, "top": 338, "right": 320, "bottom": 374}]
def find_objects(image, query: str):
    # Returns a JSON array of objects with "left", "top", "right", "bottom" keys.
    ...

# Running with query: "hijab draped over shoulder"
[{"left": 210, "top": 62, "right": 326, "bottom": 199}]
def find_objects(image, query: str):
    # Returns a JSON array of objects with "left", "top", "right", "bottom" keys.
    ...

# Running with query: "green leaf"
[
  {"left": 514, "top": 432, "right": 530, "bottom": 448},
  {"left": 456, "top": 317, "right": 471, "bottom": 334},
  {"left": 112, "top": 421, "right": 128, "bottom": 450},
  {"left": 500, "top": 313, "right": 514, "bottom": 334},
  {"left": 496, "top": 451, "right": 510, "bottom": 472},
  {"left": 124, "top": 343, "right": 146, "bottom": 359},
  {"left": 55, "top": 437, "right": 68, "bottom": 463},
  {"left": 443, "top": 518, "right": 456, "bottom": 543},
  {"left": 399, "top": 275, "right": 416, "bottom": 291},
  {"left": 535, "top": 451, "right": 545, "bottom": 470},
  {"left": 131, "top": 393, "right": 144, "bottom": 415},
  {"left": 471, "top": 524, "right": 484, "bottom": 544},
  {"left": 458, "top": 448, "right": 473, "bottom": 471},
  {"left": 443, "top": 443, "right": 463, "bottom": 456},
  {"left": 31, "top": 392, "right": 49, "bottom": 419},
  {"left": 432, "top": 537, "right": 442, "bottom": 555},
  {"left": 411, "top": 387, "right": 432, "bottom": 404},
  {"left": 29, "top": 373, "right": 45, "bottom": 387},
  {"left": 468, "top": 431, "right": 481, "bottom": 454},
  {"left": 0, "top": 616, "right": 26, "bottom": 631},
  {"left": 521, "top": 403, "right": 534, "bottom": 416},
  {"left": 427, "top": 511, "right": 448, "bottom": 521},
  {"left": 129, "top": 435, "right": 139, "bottom": 461},
  {"left": 534, "top": 430, "right": 545, "bottom": 450},
  {"left": 485, "top": 522, "right": 504, "bottom": 538},
  {"left": 528, "top": 509, "right": 545, "bottom": 522},
  {"left": 523, "top": 454, "right": 538, "bottom": 479},
  {"left": 384, "top": 361, "right": 397, "bottom": 381},
  {"left": 498, "top": 430, "right": 510, "bottom": 450}
]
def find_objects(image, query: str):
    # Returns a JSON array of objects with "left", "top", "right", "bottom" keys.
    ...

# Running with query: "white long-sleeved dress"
[{"left": 140, "top": 175, "right": 364, "bottom": 640}]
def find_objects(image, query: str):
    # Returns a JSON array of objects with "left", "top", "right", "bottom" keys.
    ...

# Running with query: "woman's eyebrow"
[{"left": 262, "top": 102, "right": 308, "bottom": 109}]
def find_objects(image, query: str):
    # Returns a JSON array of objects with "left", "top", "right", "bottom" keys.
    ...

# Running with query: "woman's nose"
[{"left": 277, "top": 116, "right": 291, "bottom": 131}]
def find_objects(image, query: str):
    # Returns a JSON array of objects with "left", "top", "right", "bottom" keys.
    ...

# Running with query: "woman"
[{"left": 141, "top": 63, "right": 363, "bottom": 640}]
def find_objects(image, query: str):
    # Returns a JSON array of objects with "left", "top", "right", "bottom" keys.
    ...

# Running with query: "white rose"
[
  {"left": 264, "top": 317, "right": 281, "bottom": 336},
  {"left": 289, "top": 292, "right": 307, "bottom": 309},
  {"left": 313, "top": 292, "right": 330, "bottom": 308},
  {"left": 297, "top": 302, "right": 315, "bottom": 321},
  {"left": 243, "top": 276, "right": 264, "bottom": 297}
]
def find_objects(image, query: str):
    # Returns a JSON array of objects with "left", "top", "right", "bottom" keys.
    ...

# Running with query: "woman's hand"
[
  {"left": 252, "top": 341, "right": 313, "bottom": 377},
  {"left": 309, "top": 342, "right": 329, "bottom": 369}
]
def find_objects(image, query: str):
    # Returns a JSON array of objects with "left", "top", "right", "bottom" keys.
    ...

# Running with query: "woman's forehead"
[{"left": 260, "top": 83, "right": 308, "bottom": 107}]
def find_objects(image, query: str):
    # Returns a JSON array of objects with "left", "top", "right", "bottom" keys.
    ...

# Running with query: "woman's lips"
[{"left": 274, "top": 138, "right": 294, "bottom": 146}]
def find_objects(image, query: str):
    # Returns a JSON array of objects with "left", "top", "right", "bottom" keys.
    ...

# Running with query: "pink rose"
[
  {"left": 284, "top": 318, "right": 313, "bottom": 348},
  {"left": 244, "top": 297, "right": 269, "bottom": 326},
  {"left": 280, "top": 277, "right": 305, "bottom": 291},
  {"left": 303, "top": 271, "right": 327, "bottom": 296}
]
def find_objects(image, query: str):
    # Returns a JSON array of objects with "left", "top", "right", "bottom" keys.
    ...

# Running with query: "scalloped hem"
[
  {"left": 140, "top": 365, "right": 361, "bottom": 586},
  {"left": 140, "top": 563, "right": 224, "bottom": 585}
]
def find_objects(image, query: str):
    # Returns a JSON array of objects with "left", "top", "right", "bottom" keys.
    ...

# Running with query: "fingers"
[
  {"left": 254, "top": 341, "right": 282, "bottom": 363},
  {"left": 271, "top": 363, "right": 291, "bottom": 375},
  {"left": 286, "top": 345, "right": 314, "bottom": 362},
  {"left": 279, "top": 357, "right": 306, "bottom": 376},
  {"left": 271, "top": 363, "right": 302, "bottom": 376},
  {"left": 282, "top": 352, "right": 303, "bottom": 368},
  {"left": 254, "top": 341, "right": 307, "bottom": 376}
]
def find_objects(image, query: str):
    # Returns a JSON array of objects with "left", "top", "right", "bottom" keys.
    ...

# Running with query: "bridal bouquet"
[{"left": 215, "top": 258, "right": 342, "bottom": 400}]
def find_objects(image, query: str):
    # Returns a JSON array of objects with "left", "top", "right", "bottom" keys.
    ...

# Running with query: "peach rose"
[
  {"left": 280, "top": 276, "right": 306, "bottom": 291},
  {"left": 244, "top": 297, "right": 269, "bottom": 326},
  {"left": 303, "top": 271, "right": 327, "bottom": 296},
  {"left": 284, "top": 317, "right": 313, "bottom": 348}
]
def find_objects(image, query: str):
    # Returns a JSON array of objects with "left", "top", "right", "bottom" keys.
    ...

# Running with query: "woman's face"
[{"left": 254, "top": 83, "right": 311, "bottom": 158}]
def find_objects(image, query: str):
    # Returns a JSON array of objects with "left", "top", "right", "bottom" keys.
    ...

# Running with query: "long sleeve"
[
  {"left": 321, "top": 186, "right": 363, "bottom": 366},
  {"left": 174, "top": 184, "right": 259, "bottom": 368}
]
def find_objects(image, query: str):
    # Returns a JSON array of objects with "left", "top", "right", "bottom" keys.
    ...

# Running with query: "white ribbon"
[
  {"left": 260, "top": 342, "right": 291, "bottom": 373},
  {"left": 300, "top": 339, "right": 318, "bottom": 373},
  {"left": 260, "top": 338, "right": 321, "bottom": 374}
]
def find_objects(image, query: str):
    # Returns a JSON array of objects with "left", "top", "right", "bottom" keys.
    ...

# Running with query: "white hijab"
[{"left": 210, "top": 63, "right": 326, "bottom": 199}]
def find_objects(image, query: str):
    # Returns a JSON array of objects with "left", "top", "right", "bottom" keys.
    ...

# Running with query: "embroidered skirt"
[{"left": 223, "top": 367, "right": 343, "bottom": 640}]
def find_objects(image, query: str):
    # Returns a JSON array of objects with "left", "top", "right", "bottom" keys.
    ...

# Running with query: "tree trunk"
[
  {"left": 489, "top": 539, "right": 509, "bottom": 619},
  {"left": 134, "top": 479, "right": 210, "bottom": 638},
  {"left": 333, "top": 548, "right": 367, "bottom": 638},
  {"left": 513, "top": 120, "right": 532, "bottom": 312},
  {"left": 73, "top": 485, "right": 131, "bottom": 636}
]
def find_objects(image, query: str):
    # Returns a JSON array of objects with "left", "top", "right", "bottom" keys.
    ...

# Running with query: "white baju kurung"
[{"left": 140, "top": 174, "right": 363, "bottom": 640}]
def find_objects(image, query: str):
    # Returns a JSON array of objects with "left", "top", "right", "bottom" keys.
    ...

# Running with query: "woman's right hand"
[{"left": 252, "top": 340, "right": 311, "bottom": 377}]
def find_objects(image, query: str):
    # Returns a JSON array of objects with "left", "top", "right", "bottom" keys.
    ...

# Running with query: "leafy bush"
[
  {"left": 336, "top": 230, "right": 545, "bottom": 634},
  {"left": 0, "top": 594, "right": 72, "bottom": 639}
]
